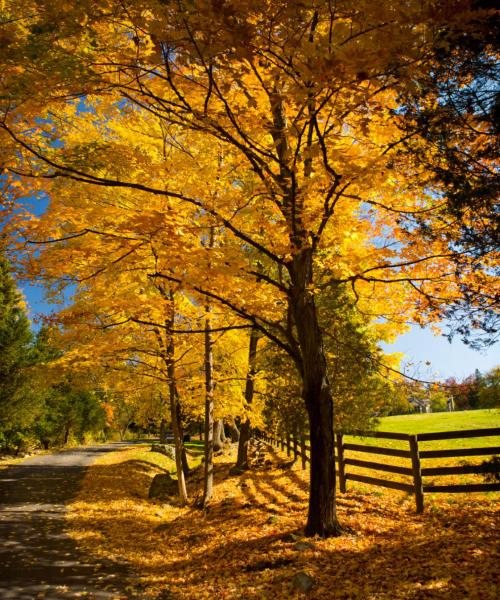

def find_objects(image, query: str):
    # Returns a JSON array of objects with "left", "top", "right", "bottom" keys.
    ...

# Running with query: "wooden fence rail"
[{"left": 258, "top": 427, "right": 500, "bottom": 513}]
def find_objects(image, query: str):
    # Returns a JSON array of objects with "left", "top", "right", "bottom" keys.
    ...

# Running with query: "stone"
[
  {"left": 292, "top": 572, "right": 315, "bottom": 594},
  {"left": 183, "top": 533, "right": 207, "bottom": 544},
  {"left": 151, "top": 444, "right": 176, "bottom": 460},
  {"left": 148, "top": 473, "right": 177, "bottom": 500},
  {"left": 229, "top": 465, "right": 245, "bottom": 475},
  {"left": 293, "top": 541, "right": 316, "bottom": 552},
  {"left": 154, "top": 523, "right": 173, "bottom": 533},
  {"left": 277, "top": 460, "right": 295, "bottom": 470}
]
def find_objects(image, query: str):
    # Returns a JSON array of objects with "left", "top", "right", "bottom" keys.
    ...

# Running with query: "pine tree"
[{"left": 0, "top": 255, "right": 33, "bottom": 451}]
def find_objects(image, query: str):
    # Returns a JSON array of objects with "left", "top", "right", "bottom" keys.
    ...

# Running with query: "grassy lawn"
[
  {"left": 347, "top": 409, "right": 500, "bottom": 450},
  {"left": 185, "top": 439, "right": 205, "bottom": 457},
  {"left": 377, "top": 408, "right": 500, "bottom": 434},
  {"left": 341, "top": 409, "right": 500, "bottom": 492},
  {"left": 67, "top": 441, "right": 499, "bottom": 599}
]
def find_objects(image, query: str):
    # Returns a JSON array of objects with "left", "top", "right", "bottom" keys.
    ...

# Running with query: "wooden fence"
[{"left": 258, "top": 427, "right": 500, "bottom": 513}]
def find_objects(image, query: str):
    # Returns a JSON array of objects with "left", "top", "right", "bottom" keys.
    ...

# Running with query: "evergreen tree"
[{"left": 0, "top": 255, "right": 33, "bottom": 451}]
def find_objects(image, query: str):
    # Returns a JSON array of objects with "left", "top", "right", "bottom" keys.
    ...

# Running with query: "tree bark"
[
  {"left": 226, "top": 419, "right": 239, "bottom": 442},
  {"left": 202, "top": 306, "right": 214, "bottom": 506},
  {"left": 213, "top": 419, "right": 226, "bottom": 452},
  {"left": 164, "top": 292, "right": 188, "bottom": 506},
  {"left": 175, "top": 390, "right": 190, "bottom": 478},
  {"left": 63, "top": 425, "right": 71, "bottom": 446},
  {"left": 289, "top": 249, "right": 342, "bottom": 537},
  {"left": 159, "top": 418, "right": 168, "bottom": 444},
  {"left": 153, "top": 289, "right": 188, "bottom": 504},
  {"left": 236, "top": 326, "right": 259, "bottom": 470}
]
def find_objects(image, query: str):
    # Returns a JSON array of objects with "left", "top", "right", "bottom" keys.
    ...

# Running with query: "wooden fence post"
[
  {"left": 409, "top": 435, "right": 424, "bottom": 513},
  {"left": 300, "top": 433, "right": 307, "bottom": 469},
  {"left": 336, "top": 433, "right": 346, "bottom": 493},
  {"left": 292, "top": 432, "right": 299, "bottom": 461}
]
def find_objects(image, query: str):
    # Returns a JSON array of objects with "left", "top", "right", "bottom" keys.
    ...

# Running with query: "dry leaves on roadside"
[{"left": 67, "top": 444, "right": 499, "bottom": 599}]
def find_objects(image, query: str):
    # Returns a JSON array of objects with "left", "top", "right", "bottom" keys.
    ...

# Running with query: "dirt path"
[{"left": 0, "top": 443, "right": 140, "bottom": 599}]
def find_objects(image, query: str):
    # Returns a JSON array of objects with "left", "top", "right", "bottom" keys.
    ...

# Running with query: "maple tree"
[
  {"left": 18, "top": 209, "right": 262, "bottom": 502},
  {"left": 1, "top": 0, "right": 498, "bottom": 536}
]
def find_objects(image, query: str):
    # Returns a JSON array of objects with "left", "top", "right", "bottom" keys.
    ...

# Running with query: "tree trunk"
[
  {"left": 120, "top": 417, "right": 132, "bottom": 441},
  {"left": 213, "top": 419, "right": 226, "bottom": 452},
  {"left": 226, "top": 419, "right": 240, "bottom": 442},
  {"left": 164, "top": 293, "right": 188, "bottom": 506},
  {"left": 63, "top": 425, "right": 71, "bottom": 446},
  {"left": 181, "top": 445, "right": 190, "bottom": 478},
  {"left": 168, "top": 385, "right": 188, "bottom": 505},
  {"left": 304, "top": 383, "right": 339, "bottom": 536},
  {"left": 290, "top": 249, "right": 342, "bottom": 537},
  {"left": 202, "top": 306, "right": 214, "bottom": 506},
  {"left": 175, "top": 392, "right": 190, "bottom": 478},
  {"left": 236, "top": 326, "right": 259, "bottom": 470},
  {"left": 159, "top": 418, "right": 168, "bottom": 444}
]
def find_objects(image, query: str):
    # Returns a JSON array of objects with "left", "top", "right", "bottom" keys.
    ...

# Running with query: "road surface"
[{"left": 0, "top": 443, "right": 139, "bottom": 599}]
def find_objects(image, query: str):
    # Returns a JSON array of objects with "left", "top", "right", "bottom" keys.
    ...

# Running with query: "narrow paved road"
[{"left": 0, "top": 443, "right": 138, "bottom": 599}]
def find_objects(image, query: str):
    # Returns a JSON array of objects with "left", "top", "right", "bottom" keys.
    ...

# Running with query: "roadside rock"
[
  {"left": 151, "top": 444, "right": 176, "bottom": 460},
  {"left": 292, "top": 572, "right": 315, "bottom": 594},
  {"left": 294, "top": 541, "right": 317, "bottom": 552},
  {"left": 149, "top": 473, "right": 177, "bottom": 499}
]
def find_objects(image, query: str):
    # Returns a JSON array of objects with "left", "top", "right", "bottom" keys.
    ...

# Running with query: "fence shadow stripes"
[{"left": 258, "top": 427, "right": 500, "bottom": 513}]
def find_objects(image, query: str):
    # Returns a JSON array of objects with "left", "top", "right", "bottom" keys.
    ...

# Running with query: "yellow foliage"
[{"left": 67, "top": 443, "right": 499, "bottom": 599}]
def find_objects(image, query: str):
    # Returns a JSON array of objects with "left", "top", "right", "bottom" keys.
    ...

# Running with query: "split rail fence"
[{"left": 258, "top": 427, "right": 500, "bottom": 513}]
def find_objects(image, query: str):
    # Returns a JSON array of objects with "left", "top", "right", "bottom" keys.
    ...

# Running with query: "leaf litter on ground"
[{"left": 66, "top": 443, "right": 499, "bottom": 599}]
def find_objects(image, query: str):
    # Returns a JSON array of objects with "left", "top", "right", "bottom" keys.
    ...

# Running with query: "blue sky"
[{"left": 382, "top": 327, "right": 498, "bottom": 381}]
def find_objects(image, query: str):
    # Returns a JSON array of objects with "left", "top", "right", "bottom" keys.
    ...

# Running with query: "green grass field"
[
  {"left": 377, "top": 408, "right": 500, "bottom": 434},
  {"left": 343, "top": 409, "right": 500, "bottom": 491},
  {"left": 376, "top": 409, "right": 498, "bottom": 453},
  {"left": 347, "top": 409, "right": 500, "bottom": 451}
]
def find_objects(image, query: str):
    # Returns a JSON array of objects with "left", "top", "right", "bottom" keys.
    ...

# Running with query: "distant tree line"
[
  {"left": 444, "top": 369, "right": 499, "bottom": 411},
  {"left": 379, "top": 367, "right": 499, "bottom": 417}
]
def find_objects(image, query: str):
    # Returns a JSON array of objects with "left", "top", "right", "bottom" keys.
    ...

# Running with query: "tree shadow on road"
[{"left": 0, "top": 445, "right": 144, "bottom": 599}]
